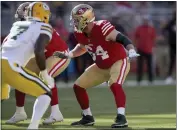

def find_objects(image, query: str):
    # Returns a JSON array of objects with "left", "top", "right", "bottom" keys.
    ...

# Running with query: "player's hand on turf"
[
  {"left": 128, "top": 49, "right": 140, "bottom": 59},
  {"left": 40, "top": 70, "right": 54, "bottom": 89},
  {"left": 53, "top": 51, "right": 69, "bottom": 59}
]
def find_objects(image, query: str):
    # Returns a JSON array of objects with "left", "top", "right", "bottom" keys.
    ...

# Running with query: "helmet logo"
[
  {"left": 77, "top": 8, "right": 87, "bottom": 15},
  {"left": 43, "top": 3, "right": 49, "bottom": 11}
]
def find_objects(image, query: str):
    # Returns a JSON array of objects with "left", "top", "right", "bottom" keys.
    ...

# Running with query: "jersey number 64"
[{"left": 85, "top": 44, "right": 109, "bottom": 61}]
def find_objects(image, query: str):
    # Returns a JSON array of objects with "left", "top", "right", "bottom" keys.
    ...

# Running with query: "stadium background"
[{"left": 1, "top": 1, "right": 176, "bottom": 129}]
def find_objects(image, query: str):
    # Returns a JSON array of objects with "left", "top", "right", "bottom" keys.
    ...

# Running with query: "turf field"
[{"left": 1, "top": 85, "right": 176, "bottom": 129}]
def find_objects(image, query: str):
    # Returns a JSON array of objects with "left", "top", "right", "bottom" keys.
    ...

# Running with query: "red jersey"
[
  {"left": 45, "top": 29, "right": 68, "bottom": 58},
  {"left": 74, "top": 20, "right": 127, "bottom": 69}
]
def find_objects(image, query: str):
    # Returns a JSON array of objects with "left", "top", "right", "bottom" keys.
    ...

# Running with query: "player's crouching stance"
[
  {"left": 5, "top": 2, "right": 70, "bottom": 125},
  {"left": 2, "top": 2, "right": 55, "bottom": 129},
  {"left": 54, "top": 4, "right": 140, "bottom": 128}
]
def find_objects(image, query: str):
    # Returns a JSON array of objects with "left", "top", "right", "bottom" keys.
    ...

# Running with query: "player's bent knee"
[
  {"left": 108, "top": 80, "right": 122, "bottom": 87},
  {"left": 108, "top": 80, "right": 115, "bottom": 87},
  {"left": 73, "top": 84, "right": 85, "bottom": 89},
  {"left": 74, "top": 82, "right": 85, "bottom": 89},
  {"left": 74, "top": 81, "right": 80, "bottom": 87},
  {"left": 74, "top": 78, "right": 87, "bottom": 89},
  {"left": 73, "top": 84, "right": 79, "bottom": 89}
]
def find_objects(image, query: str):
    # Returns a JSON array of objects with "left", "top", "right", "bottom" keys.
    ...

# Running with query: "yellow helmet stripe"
[
  {"left": 28, "top": 2, "right": 38, "bottom": 18},
  {"left": 31, "top": 3, "right": 35, "bottom": 17}
]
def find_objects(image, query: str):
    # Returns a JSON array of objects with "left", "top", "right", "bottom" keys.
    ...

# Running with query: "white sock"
[
  {"left": 51, "top": 104, "right": 60, "bottom": 115},
  {"left": 16, "top": 106, "right": 25, "bottom": 113},
  {"left": 29, "top": 95, "right": 51, "bottom": 129},
  {"left": 83, "top": 108, "right": 92, "bottom": 116},
  {"left": 117, "top": 107, "right": 125, "bottom": 115}
]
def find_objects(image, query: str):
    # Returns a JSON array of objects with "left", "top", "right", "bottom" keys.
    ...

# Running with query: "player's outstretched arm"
[
  {"left": 53, "top": 43, "right": 87, "bottom": 59},
  {"left": 106, "top": 29, "right": 140, "bottom": 59},
  {"left": 34, "top": 34, "right": 49, "bottom": 70},
  {"left": 34, "top": 34, "right": 54, "bottom": 88}
]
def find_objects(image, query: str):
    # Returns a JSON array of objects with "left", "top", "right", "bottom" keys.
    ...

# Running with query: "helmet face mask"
[{"left": 70, "top": 4, "right": 95, "bottom": 32}]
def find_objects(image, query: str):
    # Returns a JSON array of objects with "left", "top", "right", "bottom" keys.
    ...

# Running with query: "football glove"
[
  {"left": 128, "top": 49, "right": 140, "bottom": 59},
  {"left": 53, "top": 51, "right": 73, "bottom": 59},
  {"left": 40, "top": 69, "right": 54, "bottom": 89}
]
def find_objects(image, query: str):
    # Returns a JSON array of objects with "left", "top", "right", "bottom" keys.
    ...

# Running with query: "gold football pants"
[
  {"left": 75, "top": 58, "right": 130, "bottom": 88},
  {"left": 1, "top": 59, "right": 51, "bottom": 100}
]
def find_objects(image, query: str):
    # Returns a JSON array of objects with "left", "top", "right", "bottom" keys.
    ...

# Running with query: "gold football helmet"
[
  {"left": 25, "top": 2, "right": 51, "bottom": 23},
  {"left": 70, "top": 4, "right": 95, "bottom": 32}
]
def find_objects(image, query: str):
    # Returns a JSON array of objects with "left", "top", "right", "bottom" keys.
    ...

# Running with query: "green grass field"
[{"left": 1, "top": 85, "right": 176, "bottom": 129}]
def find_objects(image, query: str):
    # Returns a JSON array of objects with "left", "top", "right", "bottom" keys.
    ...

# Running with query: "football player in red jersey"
[
  {"left": 54, "top": 4, "right": 140, "bottom": 128},
  {"left": 5, "top": 2, "right": 70, "bottom": 125}
]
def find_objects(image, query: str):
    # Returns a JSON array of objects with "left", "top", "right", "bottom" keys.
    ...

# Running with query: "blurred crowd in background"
[{"left": 1, "top": 1, "right": 176, "bottom": 85}]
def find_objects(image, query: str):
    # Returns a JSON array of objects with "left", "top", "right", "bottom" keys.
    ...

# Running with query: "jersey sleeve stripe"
[
  {"left": 102, "top": 24, "right": 112, "bottom": 34},
  {"left": 41, "top": 25, "right": 53, "bottom": 32},
  {"left": 40, "top": 30, "right": 52, "bottom": 40},
  {"left": 41, "top": 27, "right": 53, "bottom": 34},
  {"left": 103, "top": 26, "right": 114, "bottom": 36},
  {"left": 101, "top": 22, "right": 110, "bottom": 30}
]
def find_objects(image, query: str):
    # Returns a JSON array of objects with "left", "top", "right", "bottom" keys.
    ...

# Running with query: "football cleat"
[
  {"left": 6, "top": 112, "right": 27, "bottom": 124},
  {"left": 111, "top": 114, "right": 128, "bottom": 128},
  {"left": 43, "top": 111, "right": 64, "bottom": 125},
  {"left": 71, "top": 114, "right": 95, "bottom": 126}
]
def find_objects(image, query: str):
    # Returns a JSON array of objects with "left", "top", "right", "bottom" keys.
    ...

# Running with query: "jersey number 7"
[{"left": 10, "top": 26, "right": 29, "bottom": 40}]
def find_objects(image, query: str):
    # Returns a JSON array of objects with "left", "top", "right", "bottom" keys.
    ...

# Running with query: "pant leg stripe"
[
  {"left": 20, "top": 67, "right": 50, "bottom": 92},
  {"left": 116, "top": 59, "right": 124, "bottom": 83},
  {"left": 121, "top": 58, "right": 128, "bottom": 84},
  {"left": 49, "top": 59, "right": 67, "bottom": 77},
  {"left": 117, "top": 58, "right": 127, "bottom": 84},
  {"left": 48, "top": 59, "right": 63, "bottom": 75},
  {"left": 19, "top": 73, "right": 48, "bottom": 93}
]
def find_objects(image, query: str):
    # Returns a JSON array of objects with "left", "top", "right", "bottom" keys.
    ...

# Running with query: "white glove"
[
  {"left": 128, "top": 49, "right": 140, "bottom": 59},
  {"left": 53, "top": 51, "right": 73, "bottom": 59},
  {"left": 40, "top": 69, "right": 54, "bottom": 89}
]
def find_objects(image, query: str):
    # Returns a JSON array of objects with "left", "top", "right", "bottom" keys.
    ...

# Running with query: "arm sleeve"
[{"left": 116, "top": 32, "right": 133, "bottom": 48}]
